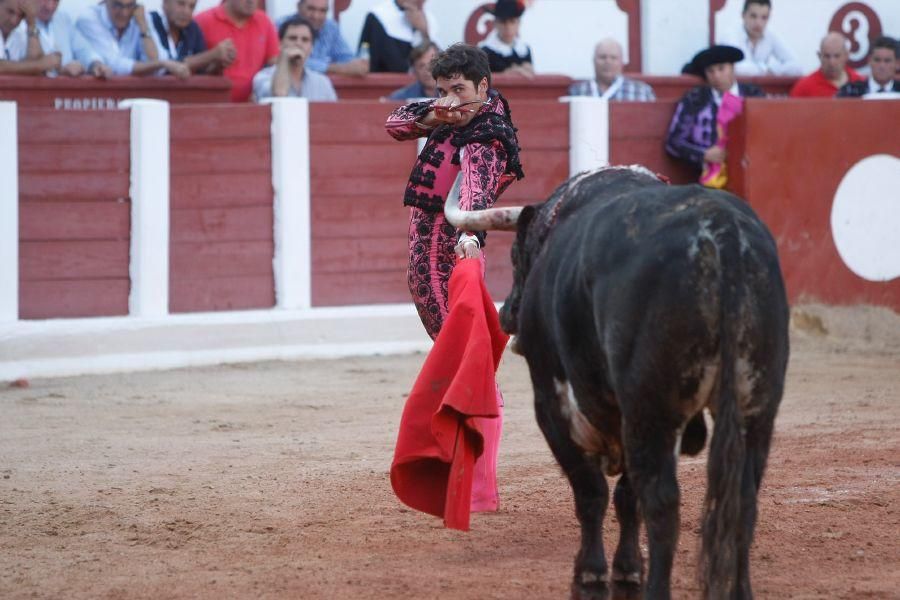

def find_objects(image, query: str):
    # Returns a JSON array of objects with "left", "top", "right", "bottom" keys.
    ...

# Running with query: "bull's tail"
[{"left": 701, "top": 230, "right": 746, "bottom": 599}]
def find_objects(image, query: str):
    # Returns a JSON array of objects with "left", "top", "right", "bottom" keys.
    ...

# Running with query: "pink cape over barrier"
[{"left": 700, "top": 91, "right": 744, "bottom": 189}]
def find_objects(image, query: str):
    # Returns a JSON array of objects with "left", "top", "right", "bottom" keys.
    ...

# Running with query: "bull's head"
[{"left": 443, "top": 174, "right": 530, "bottom": 337}]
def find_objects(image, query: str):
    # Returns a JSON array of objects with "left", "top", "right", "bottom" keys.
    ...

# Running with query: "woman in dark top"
[{"left": 478, "top": 0, "right": 533, "bottom": 77}]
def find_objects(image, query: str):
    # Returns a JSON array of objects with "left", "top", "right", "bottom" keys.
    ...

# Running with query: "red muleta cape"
[{"left": 390, "top": 258, "right": 508, "bottom": 531}]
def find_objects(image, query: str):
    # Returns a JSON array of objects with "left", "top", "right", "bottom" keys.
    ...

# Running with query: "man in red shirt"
[
  {"left": 195, "top": 0, "right": 279, "bottom": 101},
  {"left": 790, "top": 31, "right": 864, "bottom": 97}
]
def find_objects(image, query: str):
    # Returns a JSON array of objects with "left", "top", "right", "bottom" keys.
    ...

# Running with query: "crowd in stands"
[{"left": 1, "top": 0, "right": 896, "bottom": 110}]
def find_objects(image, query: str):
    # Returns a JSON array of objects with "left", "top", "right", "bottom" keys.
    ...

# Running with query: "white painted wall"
[
  {"left": 642, "top": 0, "right": 710, "bottom": 75},
  {"left": 714, "top": 0, "right": 900, "bottom": 75}
]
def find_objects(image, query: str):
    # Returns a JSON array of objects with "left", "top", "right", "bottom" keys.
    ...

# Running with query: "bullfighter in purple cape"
[{"left": 665, "top": 45, "right": 764, "bottom": 174}]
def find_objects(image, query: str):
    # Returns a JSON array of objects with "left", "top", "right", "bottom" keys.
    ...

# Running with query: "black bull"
[{"left": 445, "top": 166, "right": 789, "bottom": 599}]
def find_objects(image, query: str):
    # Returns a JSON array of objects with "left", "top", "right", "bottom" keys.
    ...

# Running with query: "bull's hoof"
[
  {"left": 611, "top": 569, "right": 641, "bottom": 585},
  {"left": 570, "top": 571, "right": 610, "bottom": 600}
]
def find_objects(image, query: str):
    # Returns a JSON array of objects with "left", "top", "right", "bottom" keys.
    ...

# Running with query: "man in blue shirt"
[
  {"left": 149, "top": 0, "right": 236, "bottom": 74},
  {"left": 35, "top": 0, "right": 110, "bottom": 77},
  {"left": 279, "top": 0, "right": 367, "bottom": 76},
  {"left": 76, "top": 0, "right": 188, "bottom": 77}
]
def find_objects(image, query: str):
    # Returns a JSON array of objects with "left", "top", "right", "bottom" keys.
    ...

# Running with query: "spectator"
[
  {"left": 279, "top": 0, "right": 367, "bottom": 77},
  {"left": 252, "top": 15, "right": 336, "bottom": 102},
  {"left": 666, "top": 45, "right": 764, "bottom": 173},
  {"left": 195, "top": 0, "right": 279, "bottom": 102},
  {"left": 790, "top": 32, "right": 864, "bottom": 97},
  {"left": 718, "top": 0, "right": 802, "bottom": 76},
  {"left": 35, "top": 0, "right": 110, "bottom": 77},
  {"left": 567, "top": 38, "right": 656, "bottom": 101},
  {"left": 358, "top": 0, "right": 436, "bottom": 73},
  {"left": 386, "top": 40, "right": 437, "bottom": 100},
  {"left": 1, "top": 0, "right": 60, "bottom": 74},
  {"left": 149, "top": 0, "right": 236, "bottom": 73},
  {"left": 77, "top": 0, "right": 188, "bottom": 77},
  {"left": 837, "top": 36, "right": 899, "bottom": 96},
  {"left": 478, "top": 0, "right": 532, "bottom": 78}
]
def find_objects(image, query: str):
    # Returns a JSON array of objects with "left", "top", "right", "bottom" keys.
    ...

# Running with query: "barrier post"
[
  {"left": 0, "top": 102, "right": 17, "bottom": 323},
  {"left": 565, "top": 96, "right": 609, "bottom": 176},
  {"left": 264, "top": 97, "right": 311, "bottom": 310},
  {"left": 119, "top": 99, "right": 170, "bottom": 318}
]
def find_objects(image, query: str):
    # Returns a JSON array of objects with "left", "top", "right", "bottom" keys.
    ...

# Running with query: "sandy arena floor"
[{"left": 1, "top": 305, "right": 899, "bottom": 599}]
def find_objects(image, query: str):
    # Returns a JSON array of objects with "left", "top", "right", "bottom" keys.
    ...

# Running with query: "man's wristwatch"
[
  {"left": 140, "top": 30, "right": 150, "bottom": 39},
  {"left": 27, "top": 25, "right": 39, "bottom": 37}
]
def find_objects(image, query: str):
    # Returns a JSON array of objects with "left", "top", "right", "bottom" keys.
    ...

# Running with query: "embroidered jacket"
[
  {"left": 665, "top": 83, "right": 764, "bottom": 169},
  {"left": 385, "top": 90, "right": 524, "bottom": 220}
]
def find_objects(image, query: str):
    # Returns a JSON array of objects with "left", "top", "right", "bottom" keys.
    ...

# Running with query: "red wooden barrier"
[
  {"left": 309, "top": 101, "right": 417, "bottom": 306},
  {"left": 17, "top": 109, "right": 131, "bottom": 319},
  {"left": 169, "top": 104, "right": 275, "bottom": 313},
  {"left": 0, "top": 75, "right": 230, "bottom": 108},
  {"left": 728, "top": 98, "right": 900, "bottom": 309},
  {"left": 609, "top": 100, "right": 698, "bottom": 185}
]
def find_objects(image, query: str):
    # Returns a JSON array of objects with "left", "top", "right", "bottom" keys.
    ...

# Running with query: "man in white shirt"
[
  {"left": 35, "top": 0, "right": 110, "bottom": 77},
  {"left": 718, "top": 0, "right": 802, "bottom": 76},
  {"left": 358, "top": 0, "right": 437, "bottom": 73},
  {"left": 0, "top": 0, "right": 59, "bottom": 74}
]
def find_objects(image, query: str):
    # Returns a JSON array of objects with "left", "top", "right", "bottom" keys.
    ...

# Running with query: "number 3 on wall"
[{"left": 828, "top": 2, "right": 884, "bottom": 69}]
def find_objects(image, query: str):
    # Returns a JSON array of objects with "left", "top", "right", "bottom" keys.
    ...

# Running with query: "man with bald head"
[
  {"left": 568, "top": 38, "right": 655, "bottom": 101},
  {"left": 790, "top": 31, "right": 864, "bottom": 97}
]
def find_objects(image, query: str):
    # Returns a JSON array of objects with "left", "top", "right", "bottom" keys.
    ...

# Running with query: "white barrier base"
[{"left": 0, "top": 304, "right": 432, "bottom": 380}]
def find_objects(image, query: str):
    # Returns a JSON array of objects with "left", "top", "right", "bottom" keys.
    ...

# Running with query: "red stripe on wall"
[
  {"left": 18, "top": 109, "right": 131, "bottom": 319},
  {"left": 169, "top": 104, "right": 275, "bottom": 313}
]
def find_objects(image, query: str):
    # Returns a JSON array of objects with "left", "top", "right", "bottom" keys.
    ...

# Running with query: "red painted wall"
[
  {"left": 729, "top": 98, "right": 900, "bottom": 309},
  {"left": 610, "top": 100, "right": 697, "bottom": 184},
  {"left": 169, "top": 104, "right": 275, "bottom": 313},
  {"left": 18, "top": 110, "right": 131, "bottom": 319}
]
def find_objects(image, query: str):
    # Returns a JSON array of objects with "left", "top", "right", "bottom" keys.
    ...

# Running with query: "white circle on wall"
[{"left": 830, "top": 154, "right": 900, "bottom": 282}]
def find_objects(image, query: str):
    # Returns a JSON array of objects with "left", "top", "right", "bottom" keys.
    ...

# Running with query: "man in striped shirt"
[{"left": 567, "top": 38, "right": 655, "bottom": 101}]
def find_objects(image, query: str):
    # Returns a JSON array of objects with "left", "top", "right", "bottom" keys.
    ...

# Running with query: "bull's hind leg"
[
  {"left": 532, "top": 378, "right": 611, "bottom": 600},
  {"left": 611, "top": 471, "right": 642, "bottom": 590},
  {"left": 622, "top": 417, "right": 680, "bottom": 600}
]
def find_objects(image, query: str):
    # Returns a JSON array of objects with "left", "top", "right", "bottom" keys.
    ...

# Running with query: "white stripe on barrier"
[
  {"left": 119, "top": 99, "right": 171, "bottom": 318},
  {"left": 0, "top": 102, "right": 18, "bottom": 323},
  {"left": 564, "top": 96, "right": 610, "bottom": 176},
  {"left": 265, "top": 97, "right": 312, "bottom": 310}
]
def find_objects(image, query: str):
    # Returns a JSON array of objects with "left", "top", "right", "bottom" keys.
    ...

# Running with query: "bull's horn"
[{"left": 443, "top": 172, "right": 522, "bottom": 231}]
